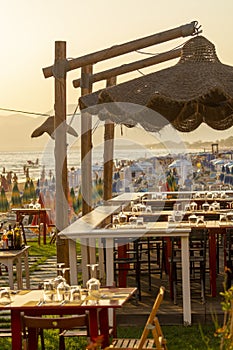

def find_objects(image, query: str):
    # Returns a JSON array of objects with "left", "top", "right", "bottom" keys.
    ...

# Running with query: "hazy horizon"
[{"left": 0, "top": 112, "right": 232, "bottom": 153}]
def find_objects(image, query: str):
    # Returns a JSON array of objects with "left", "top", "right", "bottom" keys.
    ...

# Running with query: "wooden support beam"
[
  {"left": 43, "top": 21, "right": 199, "bottom": 78},
  {"left": 81, "top": 65, "right": 93, "bottom": 215},
  {"left": 80, "top": 65, "right": 94, "bottom": 283},
  {"left": 103, "top": 77, "right": 116, "bottom": 202},
  {"left": 73, "top": 48, "right": 181, "bottom": 88},
  {"left": 53, "top": 41, "right": 70, "bottom": 282}
]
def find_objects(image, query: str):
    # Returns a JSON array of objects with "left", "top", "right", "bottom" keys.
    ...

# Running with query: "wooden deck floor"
[
  {"left": 114, "top": 235, "right": 228, "bottom": 326},
  {"left": 116, "top": 269, "right": 226, "bottom": 326}
]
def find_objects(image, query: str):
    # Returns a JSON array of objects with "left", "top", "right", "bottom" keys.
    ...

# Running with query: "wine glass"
[
  {"left": 70, "top": 285, "right": 82, "bottom": 302},
  {"left": 0, "top": 287, "right": 12, "bottom": 305},
  {"left": 43, "top": 279, "right": 56, "bottom": 302},
  {"left": 57, "top": 263, "right": 70, "bottom": 281},
  {"left": 57, "top": 280, "right": 71, "bottom": 302},
  {"left": 86, "top": 264, "right": 100, "bottom": 298}
]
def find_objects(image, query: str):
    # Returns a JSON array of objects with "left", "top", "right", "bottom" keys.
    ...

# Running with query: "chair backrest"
[
  {"left": 22, "top": 313, "right": 88, "bottom": 330},
  {"left": 137, "top": 286, "right": 165, "bottom": 349},
  {"left": 21, "top": 313, "right": 89, "bottom": 350}
]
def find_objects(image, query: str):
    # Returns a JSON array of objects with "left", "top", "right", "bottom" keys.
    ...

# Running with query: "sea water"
[{"left": 0, "top": 144, "right": 200, "bottom": 184}]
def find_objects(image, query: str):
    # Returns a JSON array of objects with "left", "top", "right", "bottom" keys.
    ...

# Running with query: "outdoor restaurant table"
[
  {"left": 59, "top": 205, "right": 121, "bottom": 284},
  {"left": 106, "top": 192, "right": 146, "bottom": 205},
  {"left": 122, "top": 209, "right": 223, "bottom": 222},
  {"left": 142, "top": 196, "right": 233, "bottom": 210},
  {"left": 11, "top": 208, "right": 51, "bottom": 244},
  {"left": 173, "top": 220, "right": 233, "bottom": 297},
  {"left": 0, "top": 246, "right": 30, "bottom": 290},
  {"left": 0, "top": 287, "right": 136, "bottom": 350},
  {"left": 59, "top": 218, "right": 192, "bottom": 325}
]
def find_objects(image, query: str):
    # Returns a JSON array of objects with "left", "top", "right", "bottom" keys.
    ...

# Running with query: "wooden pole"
[
  {"left": 43, "top": 21, "right": 200, "bottom": 78},
  {"left": 73, "top": 48, "right": 181, "bottom": 88},
  {"left": 53, "top": 41, "right": 70, "bottom": 281},
  {"left": 81, "top": 65, "right": 93, "bottom": 215},
  {"left": 80, "top": 65, "right": 93, "bottom": 283},
  {"left": 103, "top": 77, "right": 117, "bottom": 201}
]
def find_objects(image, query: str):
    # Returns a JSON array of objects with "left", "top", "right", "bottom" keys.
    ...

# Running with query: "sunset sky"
[{"left": 1, "top": 0, "right": 233, "bottom": 146}]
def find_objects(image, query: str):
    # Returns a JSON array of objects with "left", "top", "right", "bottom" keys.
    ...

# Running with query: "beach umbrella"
[
  {"left": 11, "top": 182, "right": 22, "bottom": 208},
  {"left": 31, "top": 190, "right": 54, "bottom": 227},
  {"left": 70, "top": 187, "right": 78, "bottom": 213},
  {"left": 224, "top": 165, "right": 231, "bottom": 184},
  {"left": 96, "top": 177, "right": 103, "bottom": 200},
  {"left": 67, "top": 188, "right": 77, "bottom": 223},
  {"left": 92, "top": 179, "right": 103, "bottom": 206},
  {"left": 0, "top": 187, "right": 9, "bottom": 212},
  {"left": 79, "top": 36, "right": 233, "bottom": 133},
  {"left": 166, "top": 171, "right": 178, "bottom": 192},
  {"left": 75, "top": 187, "right": 82, "bottom": 215},
  {"left": 31, "top": 115, "right": 78, "bottom": 139},
  {"left": 22, "top": 180, "right": 31, "bottom": 204},
  {"left": 29, "top": 179, "right": 37, "bottom": 201},
  {"left": 219, "top": 165, "right": 225, "bottom": 182},
  {"left": 44, "top": 189, "right": 55, "bottom": 224}
]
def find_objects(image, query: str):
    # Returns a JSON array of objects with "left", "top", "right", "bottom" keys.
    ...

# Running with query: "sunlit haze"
[{"left": 1, "top": 0, "right": 233, "bottom": 150}]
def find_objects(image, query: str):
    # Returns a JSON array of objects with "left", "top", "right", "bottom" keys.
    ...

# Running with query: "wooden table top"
[
  {"left": 0, "top": 287, "right": 137, "bottom": 309},
  {"left": 0, "top": 245, "right": 30, "bottom": 258}
]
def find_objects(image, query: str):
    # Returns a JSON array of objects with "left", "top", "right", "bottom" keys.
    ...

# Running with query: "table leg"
[
  {"left": 165, "top": 238, "right": 173, "bottom": 300},
  {"left": 15, "top": 258, "right": 23, "bottom": 289},
  {"left": 69, "top": 239, "right": 78, "bottom": 285},
  {"left": 98, "top": 238, "right": 105, "bottom": 281},
  {"left": 209, "top": 230, "right": 217, "bottom": 297},
  {"left": 89, "top": 309, "right": 99, "bottom": 341},
  {"left": 11, "top": 310, "right": 22, "bottom": 350},
  {"left": 105, "top": 238, "right": 114, "bottom": 287},
  {"left": 7, "top": 261, "right": 14, "bottom": 290},
  {"left": 24, "top": 250, "right": 30, "bottom": 289},
  {"left": 99, "top": 308, "right": 110, "bottom": 348},
  {"left": 117, "top": 244, "right": 128, "bottom": 287},
  {"left": 80, "top": 238, "right": 89, "bottom": 285},
  {"left": 42, "top": 212, "right": 46, "bottom": 245},
  {"left": 181, "top": 235, "right": 191, "bottom": 325}
]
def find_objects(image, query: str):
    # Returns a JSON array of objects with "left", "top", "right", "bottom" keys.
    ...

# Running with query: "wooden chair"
[
  {"left": 105, "top": 286, "right": 167, "bottom": 349},
  {"left": 169, "top": 228, "right": 207, "bottom": 304},
  {"left": 113, "top": 237, "right": 166, "bottom": 301},
  {"left": 21, "top": 313, "right": 89, "bottom": 350}
]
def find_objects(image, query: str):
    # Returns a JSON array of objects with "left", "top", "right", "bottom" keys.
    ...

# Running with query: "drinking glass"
[
  {"left": 57, "top": 280, "right": 71, "bottom": 301},
  {"left": 86, "top": 264, "right": 101, "bottom": 298},
  {"left": 136, "top": 217, "right": 144, "bottom": 226},
  {"left": 57, "top": 263, "right": 70, "bottom": 282},
  {"left": 0, "top": 287, "right": 12, "bottom": 305},
  {"left": 70, "top": 285, "right": 82, "bottom": 302},
  {"left": 43, "top": 279, "right": 56, "bottom": 302}
]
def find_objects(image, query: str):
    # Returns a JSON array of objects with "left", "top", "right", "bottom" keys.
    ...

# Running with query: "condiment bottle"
[
  {"left": 2, "top": 230, "right": 8, "bottom": 249},
  {"left": 14, "top": 222, "right": 22, "bottom": 249},
  {"left": 7, "top": 225, "right": 14, "bottom": 250}
]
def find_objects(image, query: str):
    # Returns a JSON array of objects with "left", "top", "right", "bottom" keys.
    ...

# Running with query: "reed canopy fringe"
[{"left": 79, "top": 35, "right": 233, "bottom": 133}]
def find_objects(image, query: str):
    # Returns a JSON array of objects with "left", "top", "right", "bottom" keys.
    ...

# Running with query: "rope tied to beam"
[{"left": 52, "top": 59, "right": 69, "bottom": 79}]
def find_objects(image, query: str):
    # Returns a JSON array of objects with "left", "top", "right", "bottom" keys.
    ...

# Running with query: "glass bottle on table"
[
  {"left": 2, "top": 229, "right": 8, "bottom": 250},
  {"left": 7, "top": 225, "right": 14, "bottom": 250},
  {"left": 14, "top": 222, "right": 22, "bottom": 249}
]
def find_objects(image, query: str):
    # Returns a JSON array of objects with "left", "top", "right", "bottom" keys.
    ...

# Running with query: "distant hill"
[
  {"left": 0, "top": 114, "right": 49, "bottom": 151},
  {"left": 0, "top": 113, "right": 232, "bottom": 152}
]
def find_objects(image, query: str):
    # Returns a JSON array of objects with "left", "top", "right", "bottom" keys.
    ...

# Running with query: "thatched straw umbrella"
[{"left": 79, "top": 35, "right": 233, "bottom": 133}]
